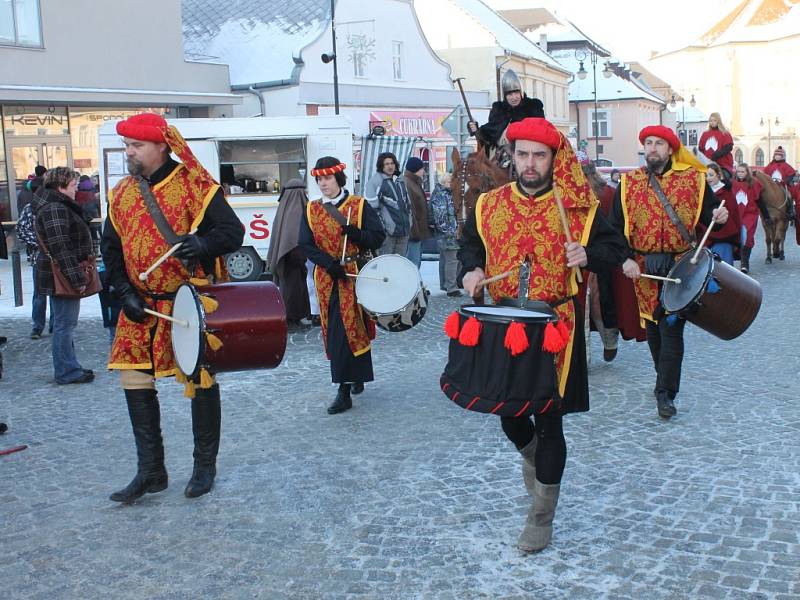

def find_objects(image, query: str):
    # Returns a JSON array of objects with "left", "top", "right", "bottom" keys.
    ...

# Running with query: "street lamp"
[
  {"left": 321, "top": 0, "right": 340, "bottom": 115},
  {"left": 575, "top": 49, "right": 612, "bottom": 163},
  {"left": 669, "top": 92, "right": 696, "bottom": 145},
  {"left": 760, "top": 116, "right": 780, "bottom": 158}
]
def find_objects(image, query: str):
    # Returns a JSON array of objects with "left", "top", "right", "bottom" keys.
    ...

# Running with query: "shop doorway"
[{"left": 6, "top": 136, "right": 73, "bottom": 217}]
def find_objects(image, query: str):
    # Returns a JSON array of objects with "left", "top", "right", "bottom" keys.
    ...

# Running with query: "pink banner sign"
[{"left": 370, "top": 111, "right": 453, "bottom": 140}]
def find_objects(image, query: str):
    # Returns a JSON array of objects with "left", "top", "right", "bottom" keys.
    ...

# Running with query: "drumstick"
[
  {"left": 691, "top": 200, "right": 726, "bottom": 264},
  {"left": 477, "top": 268, "right": 516, "bottom": 287},
  {"left": 143, "top": 308, "right": 189, "bottom": 328},
  {"left": 553, "top": 187, "right": 583, "bottom": 284},
  {"left": 346, "top": 273, "right": 388, "bottom": 282},
  {"left": 138, "top": 227, "right": 198, "bottom": 281},
  {"left": 640, "top": 273, "right": 682, "bottom": 284},
  {"left": 340, "top": 208, "right": 352, "bottom": 266}
]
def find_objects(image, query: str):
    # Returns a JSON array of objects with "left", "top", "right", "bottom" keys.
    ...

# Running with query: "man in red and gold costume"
[
  {"left": 101, "top": 113, "right": 243, "bottom": 503},
  {"left": 610, "top": 125, "right": 728, "bottom": 419},
  {"left": 458, "top": 117, "right": 628, "bottom": 553},
  {"left": 299, "top": 156, "right": 385, "bottom": 415}
]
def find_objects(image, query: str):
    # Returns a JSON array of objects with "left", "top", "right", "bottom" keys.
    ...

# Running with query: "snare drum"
[
  {"left": 661, "top": 248, "right": 762, "bottom": 340},
  {"left": 355, "top": 254, "right": 429, "bottom": 332},
  {"left": 171, "top": 281, "right": 287, "bottom": 378},
  {"left": 440, "top": 302, "right": 561, "bottom": 417}
]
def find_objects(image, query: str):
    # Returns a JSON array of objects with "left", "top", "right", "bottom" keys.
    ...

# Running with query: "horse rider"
[
  {"left": 467, "top": 69, "right": 544, "bottom": 165},
  {"left": 763, "top": 146, "right": 797, "bottom": 221}
]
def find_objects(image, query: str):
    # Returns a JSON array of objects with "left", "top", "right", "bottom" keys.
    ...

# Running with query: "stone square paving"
[{"left": 1, "top": 245, "right": 798, "bottom": 599}]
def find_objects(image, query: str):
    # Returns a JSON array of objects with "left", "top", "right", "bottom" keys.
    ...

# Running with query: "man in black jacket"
[{"left": 467, "top": 69, "right": 545, "bottom": 152}]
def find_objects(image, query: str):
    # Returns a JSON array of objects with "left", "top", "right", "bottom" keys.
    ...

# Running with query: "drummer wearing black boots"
[
  {"left": 609, "top": 126, "right": 728, "bottom": 419},
  {"left": 458, "top": 118, "right": 628, "bottom": 552},
  {"left": 101, "top": 113, "right": 243, "bottom": 503},
  {"left": 299, "top": 157, "right": 385, "bottom": 414}
]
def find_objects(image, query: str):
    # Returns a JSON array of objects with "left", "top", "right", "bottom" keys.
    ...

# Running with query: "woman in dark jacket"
[{"left": 32, "top": 167, "right": 95, "bottom": 384}]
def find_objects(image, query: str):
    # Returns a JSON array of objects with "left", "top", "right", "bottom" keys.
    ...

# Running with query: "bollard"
[{"left": 11, "top": 248, "right": 23, "bottom": 307}]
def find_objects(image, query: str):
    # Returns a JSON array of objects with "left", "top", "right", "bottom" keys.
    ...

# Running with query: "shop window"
[
  {"left": 0, "top": 114, "right": 8, "bottom": 221},
  {"left": 687, "top": 129, "right": 698, "bottom": 146},
  {"left": 68, "top": 107, "right": 167, "bottom": 175},
  {"left": 218, "top": 139, "right": 306, "bottom": 195},
  {"left": 0, "top": 0, "right": 42, "bottom": 47},
  {"left": 3, "top": 105, "right": 68, "bottom": 136}
]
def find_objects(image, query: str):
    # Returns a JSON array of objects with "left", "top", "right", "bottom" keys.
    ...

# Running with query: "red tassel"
[
  {"left": 458, "top": 316, "right": 482, "bottom": 346},
  {"left": 556, "top": 318, "right": 570, "bottom": 343},
  {"left": 504, "top": 321, "right": 529, "bottom": 356},
  {"left": 542, "top": 321, "right": 566, "bottom": 353},
  {"left": 444, "top": 311, "right": 461, "bottom": 339}
]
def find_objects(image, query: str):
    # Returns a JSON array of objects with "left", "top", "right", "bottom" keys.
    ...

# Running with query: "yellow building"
[{"left": 648, "top": 0, "right": 800, "bottom": 168}]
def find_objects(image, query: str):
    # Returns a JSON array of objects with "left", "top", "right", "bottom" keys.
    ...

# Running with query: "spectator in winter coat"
[
  {"left": 365, "top": 152, "right": 412, "bottom": 256},
  {"left": 15, "top": 202, "right": 53, "bottom": 338},
  {"left": 404, "top": 157, "right": 431, "bottom": 268},
  {"left": 32, "top": 167, "right": 95, "bottom": 385},
  {"left": 429, "top": 172, "right": 461, "bottom": 296}
]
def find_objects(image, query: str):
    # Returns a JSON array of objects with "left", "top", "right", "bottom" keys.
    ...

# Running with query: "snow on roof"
[
  {"left": 549, "top": 50, "right": 665, "bottom": 105},
  {"left": 448, "top": 0, "right": 570, "bottom": 74},
  {"left": 666, "top": 103, "right": 708, "bottom": 124},
  {"left": 182, "top": 0, "right": 330, "bottom": 86},
  {"left": 659, "top": 0, "right": 800, "bottom": 54}
]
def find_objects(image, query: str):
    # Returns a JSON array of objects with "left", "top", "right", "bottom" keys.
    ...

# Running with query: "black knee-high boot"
[
  {"left": 184, "top": 384, "right": 221, "bottom": 498},
  {"left": 110, "top": 389, "right": 168, "bottom": 503}
]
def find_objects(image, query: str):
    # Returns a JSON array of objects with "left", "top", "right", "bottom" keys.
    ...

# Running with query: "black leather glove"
[
  {"left": 341, "top": 224, "right": 363, "bottom": 243},
  {"left": 326, "top": 262, "right": 347, "bottom": 281},
  {"left": 173, "top": 234, "right": 208, "bottom": 260},
  {"left": 116, "top": 283, "right": 147, "bottom": 323}
]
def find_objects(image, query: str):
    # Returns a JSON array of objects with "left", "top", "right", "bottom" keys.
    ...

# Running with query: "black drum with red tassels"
[{"left": 440, "top": 300, "right": 566, "bottom": 417}]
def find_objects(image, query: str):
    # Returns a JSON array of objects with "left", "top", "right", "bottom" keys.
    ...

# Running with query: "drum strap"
[
  {"left": 321, "top": 201, "right": 349, "bottom": 226},
  {"left": 648, "top": 173, "right": 695, "bottom": 245},
  {"left": 137, "top": 177, "right": 180, "bottom": 245}
]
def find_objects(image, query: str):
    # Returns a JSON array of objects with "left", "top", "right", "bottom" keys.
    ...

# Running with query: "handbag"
[{"left": 35, "top": 228, "right": 102, "bottom": 299}]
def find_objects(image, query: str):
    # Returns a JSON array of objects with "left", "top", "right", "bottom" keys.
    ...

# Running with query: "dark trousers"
[
  {"left": 500, "top": 413, "right": 566, "bottom": 485},
  {"left": 646, "top": 318, "right": 686, "bottom": 399}
]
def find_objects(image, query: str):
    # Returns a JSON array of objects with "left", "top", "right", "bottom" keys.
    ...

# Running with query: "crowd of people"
[{"left": 0, "top": 101, "right": 794, "bottom": 557}]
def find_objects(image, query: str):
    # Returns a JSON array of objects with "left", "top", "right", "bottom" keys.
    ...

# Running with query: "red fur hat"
[
  {"left": 116, "top": 113, "right": 168, "bottom": 143},
  {"left": 639, "top": 125, "right": 680, "bottom": 151},
  {"left": 506, "top": 117, "right": 561, "bottom": 150}
]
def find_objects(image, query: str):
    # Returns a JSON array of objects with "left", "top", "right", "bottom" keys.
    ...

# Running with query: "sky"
[{"left": 484, "top": 0, "right": 734, "bottom": 62}]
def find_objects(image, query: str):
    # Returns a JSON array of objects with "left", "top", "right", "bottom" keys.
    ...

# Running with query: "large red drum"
[{"left": 171, "top": 281, "right": 287, "bottom": 378}]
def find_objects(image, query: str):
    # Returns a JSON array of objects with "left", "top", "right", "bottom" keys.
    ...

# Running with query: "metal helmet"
[{"left": 501, "top": 69, "right": 522, "bottom": 96}]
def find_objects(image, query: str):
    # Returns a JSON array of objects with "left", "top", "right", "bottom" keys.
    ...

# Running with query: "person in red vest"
[
  {"left": 102, "top": 113, "right": 244, "bottom": 503},
  {"left": 763, "top": 146, "right": 797, "bottom": 221},
  {"left": 704, "top": 163, "right": 742, "bottom": 265},
  {"left": 732, "top": 163, "right": 770, "bottom": 272},
  {"left": 610, "top": 125, "right": 729, "bottom": 420},
  {"left": 698, "top": 113, "right": 734, "bottom": 179},
  {"left": 458, "top": 117, "right": 628, "bottom": 553}
]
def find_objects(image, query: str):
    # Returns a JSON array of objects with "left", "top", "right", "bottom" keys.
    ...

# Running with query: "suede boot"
[
  {"left": 518, "top": 480, "right": 561, "bottom": 553},
  {"left": 110, "top": 389, "right": 168, "bottom": 503},
  {"left": 327, "top": 384, "right": 352, "bottom": 414},
  {"left": 184, "top": 384, "right": 221, "bottom": 498},
  {"left": 519, "top": 436, "right": 537, "bottom": 496}
]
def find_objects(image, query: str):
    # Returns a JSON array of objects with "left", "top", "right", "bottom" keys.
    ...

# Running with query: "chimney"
[{"left": 539, "top": 34, "right": 547, "bottom": 52}]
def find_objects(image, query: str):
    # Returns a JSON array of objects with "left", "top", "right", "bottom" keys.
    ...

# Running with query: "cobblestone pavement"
[{"left": 1, "top": 244, "right": 799, "bottom": 600}]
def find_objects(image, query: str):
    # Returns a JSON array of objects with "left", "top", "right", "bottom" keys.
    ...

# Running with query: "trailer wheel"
[{"left": 225, "top": 247, "right": 263, "bottom": 281}]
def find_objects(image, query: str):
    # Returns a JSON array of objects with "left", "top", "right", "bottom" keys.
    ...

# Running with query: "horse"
[
  {"left": 451, "top": 147, "right": 512, "bottom": 236},
  {"left": 752, "top": 170, "right": 790, "bottom": 263}
]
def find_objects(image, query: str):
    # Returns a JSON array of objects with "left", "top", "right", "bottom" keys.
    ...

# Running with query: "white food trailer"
[{"left": 98, "top": 115, "right": 354, "bottom": 280}]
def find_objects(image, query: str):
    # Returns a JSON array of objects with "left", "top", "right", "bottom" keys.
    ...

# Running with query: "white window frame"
[
  {"left": 588, "top": 107, "right": 611, "bottom": 138},
  {"left": 392, "top": 41, "right": 403, "bottom": 81},
  {"left": 0, "top": 0, "right": 43, "bottom": 48}
]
